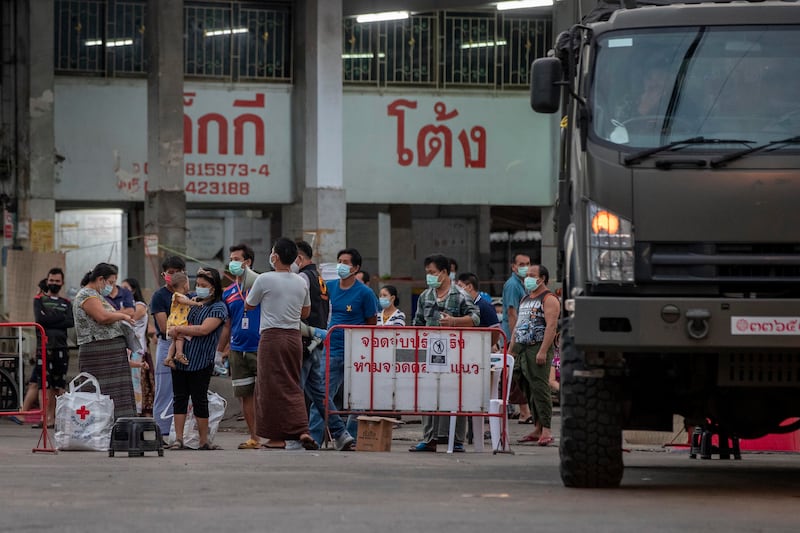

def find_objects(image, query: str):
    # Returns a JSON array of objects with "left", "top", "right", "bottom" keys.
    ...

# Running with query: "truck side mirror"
[{"left": 530, "top": 57, "right": 563, "bottom": 114}]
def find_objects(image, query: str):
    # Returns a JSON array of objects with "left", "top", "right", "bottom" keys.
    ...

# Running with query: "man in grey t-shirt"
[{"left": 244, "top": 238, "right": 316, "bottom": 450}]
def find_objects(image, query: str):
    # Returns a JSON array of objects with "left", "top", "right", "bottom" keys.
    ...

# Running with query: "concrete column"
[
  {"left": 292, "top": 0, "right": 346, "bottom": 264},
  {"left": 540, "top": 205, "right": 558, "bottom": 288},
  {"left": 378, "top": 212, "right": 391, "bottom": 278},
  {"left": 144, "top": 0, "right": 185, "bottom": 289},
  {"left": 477, "top": 205, "right": 491, "bottom": 282},
  {"left": 16, "top": 0, "right": 56, "bottom": 252}
]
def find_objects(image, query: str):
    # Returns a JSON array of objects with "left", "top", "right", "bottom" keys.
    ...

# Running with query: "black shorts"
[{"left": 28, "top": 348, "right": 70, "bottom": 390}]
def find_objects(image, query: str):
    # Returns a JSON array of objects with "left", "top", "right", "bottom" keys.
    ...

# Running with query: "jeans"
[
  {"left": 308, "top": 352, "right": 358, "bottom": 445},
  {"left": 301, "top": 345, "right": 346, "bottom": 441},
  {"left": 153, "top": 337, "right": 174, "bottom": 435}
]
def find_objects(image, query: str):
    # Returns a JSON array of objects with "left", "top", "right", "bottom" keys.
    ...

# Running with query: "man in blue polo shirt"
[
  {"left": 216, "top": 243, "right": 261, "bottom": 450},
  {"left": 457, "top": 272, "right": 501, "bottom": 344},
  {"left": 308, "top": 247, "right": 379, "bottom": 445}
]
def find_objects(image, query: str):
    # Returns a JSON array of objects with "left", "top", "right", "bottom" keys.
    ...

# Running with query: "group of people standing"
[{"left": 20, "top": 242, "right": 560, "bottom": 454}]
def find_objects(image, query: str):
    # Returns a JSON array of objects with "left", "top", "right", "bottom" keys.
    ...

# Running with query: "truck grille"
[
  {"left": 636, "top": 242, "right": 800, "bottom": 283},
  {"left": 718, "top": 353, "right": 800, "bottom": 387}
]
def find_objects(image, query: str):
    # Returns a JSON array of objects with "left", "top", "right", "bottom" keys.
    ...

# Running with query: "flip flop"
[
  {"left": 166, "top": 439, "right": 186, "bottom": 450},
  {"left": 198, "top": 443, "right": 223, "bottom": 450},
  {"left": 299, "top": 435, "right": 319, "bottom": 450},
  {"left": 518, "top": 434, "right": 540, "bottom": 443},
  {"left": 538, "top": 436, "right": 555, "bottom": 447},
  {"left": 238, "top": 439, "right": 260, "bottom": 450},
  {"left": 261, "top": 442, "right": 286, "bottom": 450}
]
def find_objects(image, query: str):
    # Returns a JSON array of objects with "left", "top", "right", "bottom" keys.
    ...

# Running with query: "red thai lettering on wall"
[
  {"left": 183, "top": 92, "right": 266, "bottom": 156},
  {"left": 386, "top": 99, "right": 487, "bottom": 169}
]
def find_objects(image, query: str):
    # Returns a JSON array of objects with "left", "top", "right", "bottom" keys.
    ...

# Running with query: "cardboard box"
[{"left": 355, "top": 416, "right": 399, "bottom": 452}]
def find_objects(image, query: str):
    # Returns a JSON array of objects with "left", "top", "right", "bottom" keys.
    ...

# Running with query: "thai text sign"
[
  {"left": 54, "top": 80, "right": 292, "bottom": 204},
  {"left": 343, "top": 327, "right": 494, "bottom": 413}
]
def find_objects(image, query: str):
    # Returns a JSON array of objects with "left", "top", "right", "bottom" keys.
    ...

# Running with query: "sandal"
[
  {"left": 238, "top": 438, "right": 260, "bottom": 450},
  {"left": 538, "top": 436, "right": 555, "bottom": 447},
  {"left": 166, "top": 439, "right": 186, "bottom": 450},
  {"left": 198, "top": 443, "right": 223, "bottom": 450},
  {"left": 299, "top": 435, "right": 319, "bottom": 450},
  {"left": 518, "top": 416, "right": 535, "bottom": 425},
  {"left": 518, "top": 434, "right": 540, "bottom": 443},
  {"left": 163, "top": 358, "right": 176, "bottom": 369},
  {"left": 175, "top": 353, "right": 189, "bottom": 365}
]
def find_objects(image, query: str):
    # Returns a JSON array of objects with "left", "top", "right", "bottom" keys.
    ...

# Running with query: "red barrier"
[
  {"left": 0, "top": 322, "right": 56, "bottom": 453},
  {"left": 323, "top": 325, "right": 510, "bottom": 452}
]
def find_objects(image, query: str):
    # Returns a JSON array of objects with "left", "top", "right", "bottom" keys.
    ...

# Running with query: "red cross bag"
[{"left": 54, "top": 372, "right": 115, "bottom": 451}]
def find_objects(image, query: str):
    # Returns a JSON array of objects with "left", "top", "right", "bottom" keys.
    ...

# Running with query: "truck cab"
[{"left": 531, "top": 0, "right": 800, "bottom": 487}]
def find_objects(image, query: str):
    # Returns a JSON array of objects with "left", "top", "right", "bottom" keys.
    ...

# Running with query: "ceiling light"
[
  {"left": 342, "top": 52, "right": 387, "bottom": 59},
  {"left": 461, "top": 39, "right": 507, "bottom": 49},
  {"left": 84, "top": 39, "right": 103, "bottom": 47},
  {"left": 105, "top": 39, "right": 134, "bottom": 47},
  {"left": 204, "top": 27, "right": 249, "bottom": 37},
  {"left": 355, "top": 11, "right": 409, "bottom": 23},
  {"left": 496, "top": 0, "right": 554, "bottom": 10}
]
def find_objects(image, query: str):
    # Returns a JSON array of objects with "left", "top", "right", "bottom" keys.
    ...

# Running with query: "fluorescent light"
[
  {"left": 496, "top": 0, "right": 554, "bottom": 10},
  {"left": 355, "top": 11, "right": 409, "bottom": 23},
  {"left": 204, "top": 27, "right": 249, "bottom": 37},
  {"left": 106, "top": 39, "right": 134, "bottom": 47},
  {"left": 461, "top": 39, "right": 507, "bottom": 49},
  {"left": 85, "top": 39, "right": 103, "bottom": 47},
  {"left": 342, "top": 52, "right": 386, "bottom": 59}
]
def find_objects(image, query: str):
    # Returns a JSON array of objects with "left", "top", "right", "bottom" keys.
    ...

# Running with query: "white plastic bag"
[
  {"left": 55, "top": 372, "right": 115, "bottom": 451},
  {"left": 167, "top": 391, "right": 227, "bottom": 449}
]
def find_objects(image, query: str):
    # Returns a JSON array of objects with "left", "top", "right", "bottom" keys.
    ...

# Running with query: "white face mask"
[{"left": 290, "top": 262, "right": 300, "bottom": 274}]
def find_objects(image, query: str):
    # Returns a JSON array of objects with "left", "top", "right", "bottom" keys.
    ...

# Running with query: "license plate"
[{"left": 731, "top": 316, "right": 800, "bottom": 335}]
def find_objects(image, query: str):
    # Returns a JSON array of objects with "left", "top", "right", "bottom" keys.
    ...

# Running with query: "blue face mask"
[
  {"left": 379, "top": 297, "right": 391, "bottom": 309},
  {"left": 337, "top": 263, "right": 352, "bottom": 279},
  {"left": 195, "top": 286, "right": 211, "bottom": 299},
  {"left": 426, "top": 274, "right": 442, "bottom": 289},
  {"left": 517, "top": 266, "right": 529, "bottom": 278},
  {"left": 101, "top": 283, "right": 113, "bottom": 297},
  {"left": 524, "top": 277, "right": 539, "bottom": 292},
  {"left": 228, "top": 260, "right": 244, "bottom": 276}
]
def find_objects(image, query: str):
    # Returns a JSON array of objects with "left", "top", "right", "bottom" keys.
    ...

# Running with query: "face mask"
[
  {"left": 195, "top": 287, "right": 211, "bottom": 299},
  {"left": 163, "top": 274, "right": 172, "bottom": 284},
  {"left": 337, "top": 263, "right": 352, "bottom": 279},
  {"left": 517, "top": 266, "right": 529, "bottom": 278},
  {"left": 229, "top": 260, "right": 244, "bottom": 276},
  {"left": 290, "top": 262, "right": 300, "bottom": 274},
  {"left": 101, "top": 283, "right": 114, "bottom": 297},
  {"left": 426, "top": 274, "right": 442, "bottom": 289},
  {"left": 449, "top": 272, "right": 456, "bottom": 281},
  {"left": 269, "top": 254, "right": 276, "bottom": 270},
  {"left": 379, "top": 297, "right": 391, "bottom": 309},
  {"left": 47, "top": 284, "right": 62, "bottom": 294},
  {"left": 524, "top": 277, "right": 539, "bottom": 292},
  {"left": 497, "top": 313, "right": 504, "bottom": 322}
]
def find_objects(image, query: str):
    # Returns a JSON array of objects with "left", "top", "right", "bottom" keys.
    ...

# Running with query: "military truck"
[{"left": 531, "top": 0, "right": 800, "bottom": 487}]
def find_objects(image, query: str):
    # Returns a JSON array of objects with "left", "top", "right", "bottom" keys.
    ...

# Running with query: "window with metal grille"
[{"left": 54, "top": 0, "right": 291, "bottom": 82}]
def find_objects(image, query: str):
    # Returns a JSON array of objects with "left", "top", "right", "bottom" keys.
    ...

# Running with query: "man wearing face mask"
[
  {"left": 216, "top": 243, "right": 262, "bottom": 449},
  {"left": 149, "top": 255, "right": 187, "bottom": 437},
  {"left": 502, "top": 252, "right": 534, "bottom": 424},
  {"left": 308, "top": 247, "right": 379, "bottom": 446},
  {"left": 19, "top": 268, "right": 74, "bottom": 428},
  {"left": 510, "top": 264, "right": 560, "bottom": 447},
  {"left": 409, "top": 254, "right": 480, "bottom": 453}
]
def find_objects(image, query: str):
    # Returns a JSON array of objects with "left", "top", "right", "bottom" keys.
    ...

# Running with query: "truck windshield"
[{"left": 591, "top": 25, "right": 800, "bottom": 149}]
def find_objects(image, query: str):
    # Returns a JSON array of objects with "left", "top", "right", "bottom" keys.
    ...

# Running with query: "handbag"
[
  {"left": 165, "top": 390, "right": 227, "bottom": 449},
  {"left": 54, "top": 372, "right": 115, "bottom": 451},
  {"left": 119, "top": 321, "right": 143, "bottom": 353}
]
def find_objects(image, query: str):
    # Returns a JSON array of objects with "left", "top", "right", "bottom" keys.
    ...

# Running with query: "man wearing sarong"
[{"left": 245, "top": 238, "right": 318, "bottom": 450}]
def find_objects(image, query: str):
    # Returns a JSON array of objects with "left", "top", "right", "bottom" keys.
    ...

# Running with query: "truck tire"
[{"left": 559, "top": 319, "right": 624, "bottom": 488}]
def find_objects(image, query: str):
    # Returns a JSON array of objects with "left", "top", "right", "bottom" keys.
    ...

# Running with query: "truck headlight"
[{"left": 588, "top": 202, "right": 634, "bottom": 283}]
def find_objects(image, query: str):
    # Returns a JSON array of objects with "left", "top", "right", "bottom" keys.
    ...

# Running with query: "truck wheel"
[{"left": 559, "top": 319, "right": 624, "bottom": 488}]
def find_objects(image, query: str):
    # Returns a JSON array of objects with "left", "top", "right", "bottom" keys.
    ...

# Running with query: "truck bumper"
[{"left": 572, "top": 296, "right": 800, "bottom": 350}]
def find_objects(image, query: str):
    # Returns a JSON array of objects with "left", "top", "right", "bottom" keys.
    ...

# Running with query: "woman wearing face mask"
[
  {"left": 165, "top": 268, "right": 228, "bottom": 450},
  {"left": 376, "top": 285, "right": 406, "bottom": 326},
  {"left": 73, "top": 262, "right": 137, "bottom": 419}
]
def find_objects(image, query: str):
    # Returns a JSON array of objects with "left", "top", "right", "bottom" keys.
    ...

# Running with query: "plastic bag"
[
  {"left": 166, "top": 391, "right": 227, "bottom": 449},
  {"left": 55, "top": 372, "right": 115, "bottom": 451}
]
